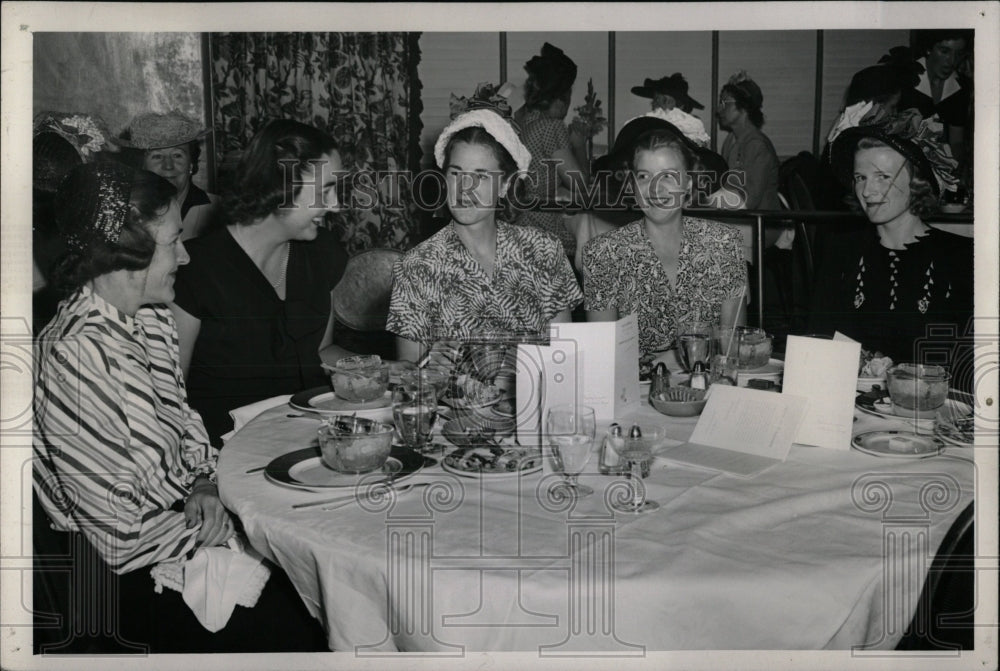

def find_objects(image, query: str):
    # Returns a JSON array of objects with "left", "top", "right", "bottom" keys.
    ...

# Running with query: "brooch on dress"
[{"left": 854, "top": 257, "right": 866, "bottom": 308}]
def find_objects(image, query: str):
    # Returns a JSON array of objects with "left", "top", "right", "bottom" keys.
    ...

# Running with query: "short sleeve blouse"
[
  {"left": 582, "top": 217, "right": 747, "bottom": 354},
  {"left": 386, "top": 221, "right": 583, "bottom": 342}
]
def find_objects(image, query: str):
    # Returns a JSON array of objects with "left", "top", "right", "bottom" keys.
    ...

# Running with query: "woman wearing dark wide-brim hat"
[
  {"left": 809, "top": 103, "right": 973, "bottom": 387},
  {"left": 631, "top": 73, "right": 705, "bottom": 114}
]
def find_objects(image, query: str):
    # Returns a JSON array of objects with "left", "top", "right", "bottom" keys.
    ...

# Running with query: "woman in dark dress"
[
  {"left": 811, "top": 104, "right": 973, "bottom": 388},
  {"left": 171, "top": 120, "right": 351, "bottom": 444}
]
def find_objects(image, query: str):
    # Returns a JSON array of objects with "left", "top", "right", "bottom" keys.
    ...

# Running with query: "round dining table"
[{"left": 217, "top": 392, "right": 975, "bottom": 653}]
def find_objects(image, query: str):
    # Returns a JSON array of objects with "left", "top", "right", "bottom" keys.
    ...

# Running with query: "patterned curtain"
[{"left": 210, "top": 32, "right": 423, "bottom": 253}]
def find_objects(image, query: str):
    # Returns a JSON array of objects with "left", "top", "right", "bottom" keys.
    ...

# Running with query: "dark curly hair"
[
  {"left": 443, "top": 125, "right": 525, "bottom": 223},
  {"left": 848, "top": 136, "right": 939, "bottom": 218},
  {"left": 224, "top": 119, "right": 339, "bottom": 226},
  {"left": 51, "top": 167, "right": 177, "bottom": 294},
  {"left": 721, "top": 83, "right": 765, "bottom": 128}
]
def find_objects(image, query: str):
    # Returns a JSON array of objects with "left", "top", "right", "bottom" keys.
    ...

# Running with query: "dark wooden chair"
[{"left": 896, "top": 500, "right": 975, "bottom": 650}]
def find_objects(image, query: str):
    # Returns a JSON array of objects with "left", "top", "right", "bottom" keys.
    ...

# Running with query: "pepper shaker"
[{"left": 650, "top": 362, "right": 671, "bottom": 397}]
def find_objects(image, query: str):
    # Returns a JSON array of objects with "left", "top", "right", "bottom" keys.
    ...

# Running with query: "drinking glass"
[
  {"left": 710, "top": 354, "right": 739, "bottom": 386},
  {"left": 392, "top": 383, "right": 440, "bottom": 454},
  {"left": 611, "top": 433, "right": 660, "bottom": 513},
  {"left": 545, "top": 405, "right": 596, "bottom": 497},
  {"left": 677, "top": 321, "right": 713, "bottom": 372}
]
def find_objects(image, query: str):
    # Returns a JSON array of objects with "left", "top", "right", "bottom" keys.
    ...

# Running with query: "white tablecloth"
[{"left": 217, "top": 401, "right": 975, "bottom": 652}]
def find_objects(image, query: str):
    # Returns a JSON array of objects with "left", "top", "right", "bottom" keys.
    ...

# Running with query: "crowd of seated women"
[{"left": 31, "top": 32, "right": 975, "bottom": 652}]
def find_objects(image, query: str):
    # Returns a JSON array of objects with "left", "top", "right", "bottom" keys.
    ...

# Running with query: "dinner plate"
[
  {"left": 736, "top": 359, "right": 783, "bottom": 386},
  {"left": 289, "top": 386, "right": 392, "bottom": 417},
  {"left": 852, "top": 431, "right": 942, "bottom": 459},
  {"left": 934, "top": 417, "right": 975, "bottom": 447},
  {"left": 856, "top": 390, "right": 973, "bottom": 425},
  {"left": 441, "top": 446, "right": 543, "bottom": 478},
  {"left": 265, "top": 445, "right": 424, "bottom": 490}
]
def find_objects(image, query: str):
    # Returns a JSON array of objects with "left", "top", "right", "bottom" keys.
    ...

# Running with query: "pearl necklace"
[{"left": 232, "top": 225, "right": 289, "bottom": 290}]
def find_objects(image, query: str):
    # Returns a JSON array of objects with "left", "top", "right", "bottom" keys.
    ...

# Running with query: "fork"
[
  {"left": 319, "top": 481, "right": 433, "bottom": 511},
  {"left": 292, "top": 480, "right": 432, "bottom": 510}
]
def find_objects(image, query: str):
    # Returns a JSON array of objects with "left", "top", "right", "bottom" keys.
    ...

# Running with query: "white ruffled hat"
[{"left": 433, "top": 108, "right": 532, "bottom": 175}]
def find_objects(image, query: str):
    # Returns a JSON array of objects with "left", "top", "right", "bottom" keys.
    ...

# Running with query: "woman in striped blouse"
[{"left": 33, "top": 162, "right": 233, "bottom": 574}]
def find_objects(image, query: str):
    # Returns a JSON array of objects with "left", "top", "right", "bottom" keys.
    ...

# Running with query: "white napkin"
[
  {"left": 151, "top": 537, "right": 271, "bottom": 633},
  {"left": 182, "top": 541, "right": 270, "bottom": 632},
  {"left": 221, "top": 394, "right": 292, "bottom": 443}
]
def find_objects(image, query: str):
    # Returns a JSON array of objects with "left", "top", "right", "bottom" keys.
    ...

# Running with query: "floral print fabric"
[
  {"left": 582, "top": 217, "right": 747, "bottom": 354},
  {"left": 387, "top": 221, "right": 583, "bottom": 342},
  {"left": 210, "top": 32, "right": 423, "bottom": 254},
  {"left": 518, "top": 108, "right": 576, "bottom": 256}
]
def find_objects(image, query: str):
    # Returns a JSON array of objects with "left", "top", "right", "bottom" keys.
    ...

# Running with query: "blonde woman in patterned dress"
[
  {"left": 582, "top": 127, "right": 747, "bottom": 355},
  {"left": 388, "top": 103, "right": 582, "bottom": 363}
]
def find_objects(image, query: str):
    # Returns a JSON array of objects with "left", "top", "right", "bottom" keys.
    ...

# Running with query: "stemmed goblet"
[
  {"left": 545, "top": 405, "right": 596, "bottom": 497},
  {"left": 611, "top": 430, "right": 660, "bottom": 513}
]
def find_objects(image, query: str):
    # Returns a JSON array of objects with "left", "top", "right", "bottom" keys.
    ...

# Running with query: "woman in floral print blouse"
[
  {"left": 582, "top": 127, "right": 747, "bottom": 355},
  {"left": 387, "top": 103, "right": 582, "bottom": 362},
  {"left": 810, "top": 103, "right": 973, "bottom": 380}
]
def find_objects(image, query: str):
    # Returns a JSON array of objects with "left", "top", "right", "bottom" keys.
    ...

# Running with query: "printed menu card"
[
  {"left": 781, "top": 334, "right": 861, "bottom": 449},
  {"left": 662, "top": 385, "right": 807, "bottom": 477}
]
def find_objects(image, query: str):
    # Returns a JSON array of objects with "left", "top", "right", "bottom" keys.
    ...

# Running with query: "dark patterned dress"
[
  {"left": 386, "top": 221, "right": 583, "bottom": 342},
  {"left": 809, "top": 226, "right": 973, "bottom": 367},
  {"left": 582, "top": 217, "right": 747, "bottom": 354},
  {"left": 518, "top": 108, "right": 576, "bottom": 257}
]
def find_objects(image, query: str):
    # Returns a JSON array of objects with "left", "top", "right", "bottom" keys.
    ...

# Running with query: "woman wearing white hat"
[
  {"left": 387, "top": 87, "right": 582, "bottom": 363},
  {"left": 120, "top": 110, "right": 221, "bottom": 240}
]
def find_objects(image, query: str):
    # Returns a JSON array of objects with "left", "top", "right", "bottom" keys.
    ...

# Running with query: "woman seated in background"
[
  {"left": 171, "top": 119, "right": 352, "bottom": 445},
  {"left": 32, "top": 163, "right": 326, "bottom": 652},
  {"left": 119, "top": 110, "right": 221, "bottom": 240},
  {"left": 811, "top": 103, "right": 973, "bottom": 387},
  {"left": 514, "top": 42, "right": 590, "bottom": 259},
  {"left": 582, "top": 125, "right": 747, "bottom": 356},
  {"left": 387, "top": 95, "right": 583, "bottom": 362}
]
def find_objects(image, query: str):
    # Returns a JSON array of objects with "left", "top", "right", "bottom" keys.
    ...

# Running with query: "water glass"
[
  {"left": 714, "top": 326, "right": 772, "bottom": 369},
  {"left": 545, "top": 405, "right": 597, "bottom": 497},
  {"left": 710, "top": 354, "right": 739, "bottom": 386},
  {"left": 392, "top": 383, "right": 440, "bottom": 454},
  {"left": 677, "top": 321, "right": 713, "bottom": 372}
]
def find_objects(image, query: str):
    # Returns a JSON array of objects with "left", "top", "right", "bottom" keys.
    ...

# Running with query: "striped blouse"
[{"left": 33, "top": 285, "right": 217, "bottom": 574}]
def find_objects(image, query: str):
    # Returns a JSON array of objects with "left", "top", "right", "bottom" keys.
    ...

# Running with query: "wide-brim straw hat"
[{"left": 118, "top": 110, "right": 212, "bottom": 150}]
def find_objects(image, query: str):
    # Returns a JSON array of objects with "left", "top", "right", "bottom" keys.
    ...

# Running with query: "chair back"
[
  {"left": 897, "top": 500, "right": 975, "bottom": 650},
  {"left": 331, "top": 248, "right": 404, "bottom": 331}
]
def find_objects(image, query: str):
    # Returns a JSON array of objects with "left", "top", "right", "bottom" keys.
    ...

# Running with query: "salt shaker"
[
  {"left": 599, "top": 423, "right": 625, "bottom": 475},
  {"left": 689, "top": 361, "right": 708, "bottom": 390}
]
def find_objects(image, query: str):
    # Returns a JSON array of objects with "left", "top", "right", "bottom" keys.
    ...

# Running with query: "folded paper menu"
[
  {"left": 549, "top": 314, "right": 640, "bottom": 421},
  {"left": 660, "top": 385, "right": 807, "bottom": 477},
  {"left": 782, "top": 334, "right": 861, "bottom": 449},
  {"left": 514, "top": 341, "right": 581, "bottom": 447}
]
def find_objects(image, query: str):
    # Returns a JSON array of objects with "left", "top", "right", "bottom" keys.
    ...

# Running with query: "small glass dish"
[
  {"left": 886, "top": 363, "right": 950, "bottom": 418},
  {"left": 317, "top": 415, "right": 394, "bottom": 473},
  {"left": 325, "top": 355, "right": 389, "bottom": 402}
]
